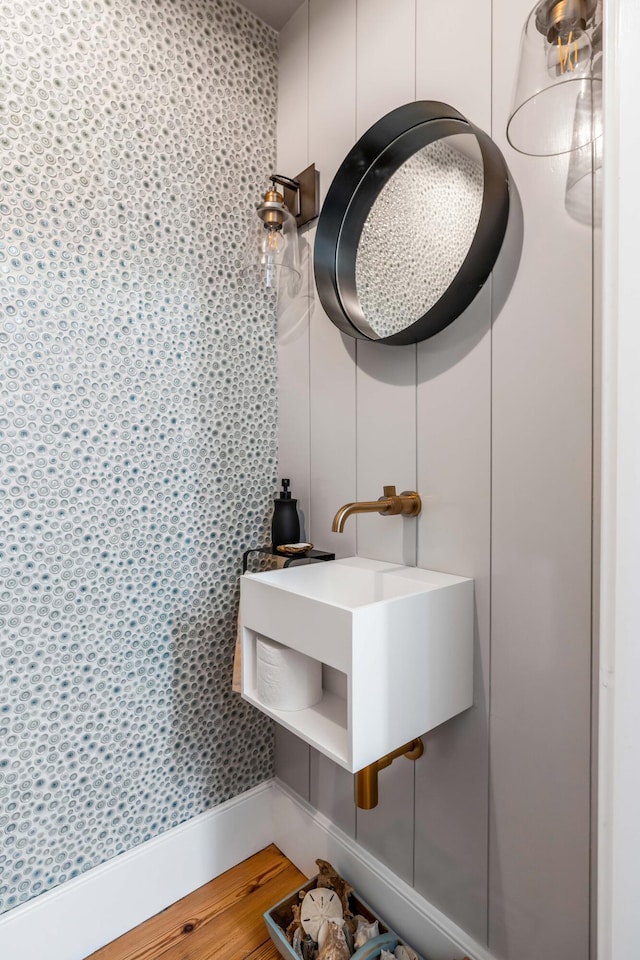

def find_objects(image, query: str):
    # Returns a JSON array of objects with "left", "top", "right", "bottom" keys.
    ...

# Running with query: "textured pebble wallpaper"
[{"left": 0, "top": 0, "right": 277, "bottom": 913}]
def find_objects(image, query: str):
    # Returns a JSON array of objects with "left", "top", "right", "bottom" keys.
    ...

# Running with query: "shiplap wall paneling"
[
  {"left": 275, "top": 727, "right": 310, "bottom": 801},
  {"left": 350, "top": 0, "right": 419, "bottom": 875},
  {"left": 355, "top": 759, "right": 415, "bottom": 885},
  {"left": 354, "top": 0, "right": 418, "bottom": 566},
  {"left": 309, "top": 747, "right": 357, "bottom": 839},
  {"left": 413, "top": 0, "right": 493, "bottom": 941},
  {"left": 414, "top": 293, "right": 492, "bottom": 943},
  {"left": 307, "top": 0, "right": 358, "bottom": 562},
  {"left": 304, "top": 0, "right": 359, "bottom": 822},
  {"left": 277, "top": 3, "right": 311, "bottom": 526},
  {"left": 415, "top": 0, "right": 492, "bottom": 130},
  {"left": 274, "top": 4, "right": 312, "bottom": 800},
  {"left": 489, "top": 0, "right": 593, "bottom": 956},
  {"left": 276, "top": 2, "right": 594, "bottom": 957}
]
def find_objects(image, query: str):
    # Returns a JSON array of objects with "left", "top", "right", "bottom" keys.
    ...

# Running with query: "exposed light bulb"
[
  {"left": 506, "top": 0, "right": 601, "bottom": 156},
  {"left": 261, "top": 224, "right": 285, "bottom": 289},
  {"left": 265, "top": 224, "right": 284, "bottom": 250}
]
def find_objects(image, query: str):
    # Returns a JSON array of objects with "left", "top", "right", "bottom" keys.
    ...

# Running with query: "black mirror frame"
[{"left": 314, "top": 101, "right": 511, "bottom": 346}]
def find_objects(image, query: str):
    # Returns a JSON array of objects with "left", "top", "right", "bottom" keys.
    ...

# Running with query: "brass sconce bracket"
[
  {"left": 271, "top": 164, "right": 319, "bottom": 229},
  {"left": 355, "top": 737, "right": 424, "bottom": 810}
]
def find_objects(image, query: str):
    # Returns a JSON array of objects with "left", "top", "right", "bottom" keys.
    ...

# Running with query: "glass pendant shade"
[
  {"left": 243, "top": 188, "right": 301, "bottom": 297},
  {"left": 565, "top": 83, "right": 603, "bottom": 225},
  {"left": 507, "top": 0, "right": 602, "bottom": 157}
]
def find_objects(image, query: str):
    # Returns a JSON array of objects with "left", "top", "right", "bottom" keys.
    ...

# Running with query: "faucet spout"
[
  {"left": 331, "top": 485, "right": 421, "bottom": 533},
  {"left": 332, "top": 498, "right": 390, "bottom": 533}
]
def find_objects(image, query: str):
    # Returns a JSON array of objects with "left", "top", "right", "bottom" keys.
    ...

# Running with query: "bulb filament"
[{"left": 557, "top": 31, "right": 579, "bottom": 73}]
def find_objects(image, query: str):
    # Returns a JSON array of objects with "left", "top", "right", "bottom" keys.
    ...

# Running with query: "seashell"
[
  {"left": 301, "top": 888, "right": 343, "bottom": 940},
  {"left": 317, "top": 917, "right": 345, "bottom": 950},
  {"left": 302, "top": 936, "right": 318, "bottom": 960},
  {"left": 344, "top": 915, "right": 358, "bottom": 937},
  {"left": 395, "top": 945, "right": 420, "bottom": 960},
  {"left": 350, "top": 935, "right": 397, "bottom": 960},
  {"left": 316, "top": 920, "right": 350, "bottom": 960},
  {"left": 353, "top": 917, "right": 379, "bottom": 948},
  {"left": 315, "top": 859, "right": 353, "bottom": 917},
  {"left": 292, "top": 927, "right": 304, "bottom": 958},
  {"left": 286, "top": 902, "right": 303, "bottom": 943}
]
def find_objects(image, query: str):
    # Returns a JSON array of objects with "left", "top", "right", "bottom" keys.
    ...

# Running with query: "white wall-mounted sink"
[{"left": 240, "top": 556, "right": 473, "bottom": 773}]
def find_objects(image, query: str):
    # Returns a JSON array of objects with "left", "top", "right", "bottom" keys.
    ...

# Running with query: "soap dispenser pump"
[{"left": 271, "top": 478, "right": 300, "bottom": 548}]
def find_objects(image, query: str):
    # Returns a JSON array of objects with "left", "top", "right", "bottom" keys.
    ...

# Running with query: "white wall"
[
  {"left": 598, "top": 0, "right": 640, "bottom": 955},
  {"left": 277, "top": 2, "right": 595, "bottom": 958}
]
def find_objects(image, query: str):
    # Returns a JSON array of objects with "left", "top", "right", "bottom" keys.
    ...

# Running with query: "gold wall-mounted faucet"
[{"left": 331, "top": 485, "right": 422, "bottom": 533}]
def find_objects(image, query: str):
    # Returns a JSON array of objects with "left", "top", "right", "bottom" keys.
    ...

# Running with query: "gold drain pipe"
[{"left": 355, "top": 738, "right": 424, "bottom": 810}]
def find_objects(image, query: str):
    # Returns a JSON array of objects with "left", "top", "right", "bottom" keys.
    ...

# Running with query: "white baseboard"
[
  {"left": 0, "top": 781, "right": 274, "bottom": 960},
  {"left": 0, "top": 777, "right": 497, "bottom": 960},
  {"left": 272, "top": 779, "right": 497, "bottom": 960}
]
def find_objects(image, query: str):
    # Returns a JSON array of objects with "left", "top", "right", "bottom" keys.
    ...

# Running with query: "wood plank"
[
  {"left": 157, "top": 863, "right": 304, "bottom": 960},
  {"left": 88, "top": 846, "right": 287, "bottom": 960},
  {"left": 87, "top": 846, "right": 305, "bottom": 960},
  {"left": 244, "top": 941, "right": 281, "bottom": 960}
]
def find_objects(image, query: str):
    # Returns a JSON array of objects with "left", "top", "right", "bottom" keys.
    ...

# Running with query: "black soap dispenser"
[{"left": 271, "top": 478, "right": 300, "bottom": 548}]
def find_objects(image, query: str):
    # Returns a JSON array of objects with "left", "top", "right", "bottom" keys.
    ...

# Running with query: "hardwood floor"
[{"left": 86, "top": 845, "right": 306, "bottom": 960}]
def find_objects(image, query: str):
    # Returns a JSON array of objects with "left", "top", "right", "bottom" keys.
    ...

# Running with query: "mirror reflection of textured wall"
[{"left": 355, "top": 136, "right": 484, "bottom": 339}]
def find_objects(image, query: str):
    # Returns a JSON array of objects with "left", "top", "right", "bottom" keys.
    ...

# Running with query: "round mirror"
[{"left": 314, "top": 102, "right": 510, "bottom": 345}]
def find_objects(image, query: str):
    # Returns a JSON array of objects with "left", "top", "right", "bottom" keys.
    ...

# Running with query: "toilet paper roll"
[{"left": 256, "top": 636, "right": 322, "bottom": 711}]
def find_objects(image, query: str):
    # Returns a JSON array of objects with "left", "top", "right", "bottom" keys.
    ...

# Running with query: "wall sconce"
[
  {"left": 565, "top": 128, "right": 602, "bottom": 225},
  {"left": 244, "top": 164, "right": 318, "bottom": 296},
  {"left": 565, "top": 82, "right": 602, "bottom": 225},
  {"left": 507, "top": 0, "right": 602, "bottom": 157}
]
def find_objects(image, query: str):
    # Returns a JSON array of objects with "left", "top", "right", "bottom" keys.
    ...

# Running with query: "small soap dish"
[{"left": 276, "top": 542, "right": 313, "bottom": 555}]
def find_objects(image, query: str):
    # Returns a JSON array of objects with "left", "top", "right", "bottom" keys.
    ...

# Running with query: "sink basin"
[{"left": 240, "top": 557, "right": 473, "bottom": 772}]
